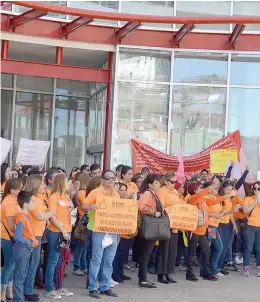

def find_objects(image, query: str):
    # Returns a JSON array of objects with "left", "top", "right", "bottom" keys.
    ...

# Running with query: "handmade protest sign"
[
  {"left": 165, "top": 204, "right": 198, "bottom": 232},
  {"left": 93, "top": 197, "right": 138, "bottom": 234},
  {"left": 1, "top": 137, "right": 12, "bottom": 165},
  {"left": 16, "top": 138, "right": 50, "bottom": 166},
  {"left": 210, "top": 149, "right": 238, "bottom": 173}
]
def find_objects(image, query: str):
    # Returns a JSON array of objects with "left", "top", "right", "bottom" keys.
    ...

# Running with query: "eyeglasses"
[
  {"left": 168, "top": 180, "right": 177, "bottom": 184},
  {"left": 253, "top": 187, "right": 260, "bottom": 191},
  {"left": 103, "top": 176, "right": 116, "bottom": 181}
]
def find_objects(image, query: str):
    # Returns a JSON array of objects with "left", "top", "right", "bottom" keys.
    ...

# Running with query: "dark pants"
[
  {"left": 187, "top": 233, "right": 210, "bottom": 277},
  {"left": 112, "top": 238, "right": 133, "bottom": 282},
  {"left": 176, "top": 231, "right": 188, "bottom": 266},
  {"left": 132, "top": 234, "right": 142, "bottom": 263},
  {"left": 13, "top": 245, "right": 33, "bottom": 302},
  {"left": 138, "top": 239, "right": 156, "bottom": 282},
  {"left": 157, "top": 232, "right": 178, "bottom": 275},
  {"left": 218, "top": 222, "right": 234, "bottom": 269},
  {"left": 243, "top": 225, "right": 260, "bottom": 267},
  {"left": 148, "top": 246, "right": 159, "bottom": 270},
  {"left": 233, "top": 219, "right": 244, "bottom": 254}
]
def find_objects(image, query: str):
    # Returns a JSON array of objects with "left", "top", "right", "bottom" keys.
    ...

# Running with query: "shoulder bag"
[
  {"left": 73, "top": 213, "right": 89, "bottom": 242},
  {"left": 241, "top": 203, "right": 257, "bottom": 228},
  {"left": 139, "top": 190, "right": 171, "bottom": 241}
]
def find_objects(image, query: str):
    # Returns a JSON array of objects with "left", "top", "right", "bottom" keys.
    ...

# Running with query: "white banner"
[
  {"left": 16, "top": 138, "right": 50, "bottom": 166},
  {"left": 1, "top": 137, "right": 12, "bottom": 165}
]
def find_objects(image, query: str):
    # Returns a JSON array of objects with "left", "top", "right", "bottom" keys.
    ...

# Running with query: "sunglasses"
[
  {"left": 103, "top": 176, "right": 116, "bottom": 181},
  {"left": 253, "top": 187, "right": 260, "bottom": 191},
  {"left": 168, "top": 180, "right": 177, "bottom": 184}
]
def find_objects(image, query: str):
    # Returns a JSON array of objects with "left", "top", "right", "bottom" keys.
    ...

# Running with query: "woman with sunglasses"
[
  {"left": 156, "top": 172, "right": 182, "bottom": 284},
  {"left": 1, "top": 178, "right": 23, "bottom": 302},
  {"left": 83, "top": 170, "right": 120, "bottom": 299},
  {"left": 242, "top": 181, "right": 260, "bottom": 277}
]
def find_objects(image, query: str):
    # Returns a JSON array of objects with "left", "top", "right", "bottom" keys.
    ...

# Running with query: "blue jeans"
[
  {"left": 13, "top": 245, "right": 33, "bottom": 302},
  {"left": 73, "top": 240, "right": 88, "bottom": 271},
  {"left": 24, "top": 236, "right": 42, "bottom": 295},
  {"left": 218, "top": 222, "right": 234, "bottom": 269},
  {"left": 200, "top": 228, "right": 223, "bottom": 276},
  {"left": 1, "top": 239, "right": 15, "bottom": 290},
  {"left": 45, "top": 231, "right": 63, "bottom": 292},
  {"left": 243, "top": 225, "right": 260, "bottom": 267},
  {"left": 112, "top": 238, "right": 133, "bottom": 282},
  {"left": 88, "top": 232, "right": 119, "bottom": 292}
]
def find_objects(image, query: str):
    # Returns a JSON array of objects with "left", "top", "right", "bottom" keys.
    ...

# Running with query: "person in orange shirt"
[
  {"left": 12, "top": 191, "right": 39, "bottom": 302},
  {"left": 73, "top": 173, "right": 90, "bottom": 276},
  {"left": 1, "top": 163, "right": 12, "bottom": 193},
  {"left": 242, "top": 181, "right": 260, "bottom": 277},
  {"left": 186, "top": 181, "right": 226, "bottom": 282},
  {"left": 23, "top": 174, "right": 55, "bottom": 301},
  {"left": 120, "top": 166, "right": 138, "bottom": 199},
  {"left": 157, "top": 172, "right": 182, "bottom": 284},
  {"left": 1, "top": 178, "right": 23, "bottom": 302},
  {"left": 45, "top": 174, "right": 73, "bottom": 299},
  {"left": 132, "top": 173, "right": 144, "bottom": 191},
  {"left": 83, "top": 170, "right": 120, "bottom": 298}
]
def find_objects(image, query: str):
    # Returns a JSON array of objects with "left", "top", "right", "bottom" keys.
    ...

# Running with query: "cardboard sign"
[
  {"left": 1, "top": 137, "right": 12, "bottom": 164},
  {"left": 210, "top": 149, "right": 238, "bottom": 173},
  {"left": 165, "top": 204, "right": 198, "bottom": 232},
  {"left": 131, "top": 130, "right": 241, "bottom": 175},
  {"left": 16, "top": 138, "right": 50, "bottom": 166},
  {"left": 93, "top": 197, "right": 138, "bottom": 234}
]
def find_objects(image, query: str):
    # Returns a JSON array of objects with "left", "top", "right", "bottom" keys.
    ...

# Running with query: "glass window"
[
  {"left": 96, "top": 92, "right": 104, "bottom": 145},
  {"left": 16, "top": 75, "right": 53, "bottom": 93},
  {"left": 56, "top": 79, "right": 90, "bottom": 96},
  {"left": 1, "top": 90, "right": 13, "bottom": 140},
  {"left": 174, "top": 52, "right": 228, "bottom": 85},
  {"left": 88, "top": 96, "right": 97, "bottom": 146},
  {"left": 233, "top": 1, "right": 260, "bottom": 31},
  {"left": 170, "top": 86, "right": 226, "bottom": 155},
  {"left": 1, "top": 74, "right": 13, "bottom": 88},
  {"left": 112, "top": 82, "right": 169, "bottom": 167},
  {"left": 121, "top": 1, "right": 174, "bottom": 28},
  {"left": 69, "top": 1, "right": 119, "bottom": 25},
  {"left": 53, "top": 96, "right": 86, "bottom": 171},
  {"left": 176, "top": 1, "right": 230, "bottom": 31},
  {"left": 118, "top": 49, "right": 171, "bottom": 82},
  {"left": 230, "top": 54, "right": 260, "bottom": 86},
  {"left": 13, "top": 92, "right": 52, "bottom": 164},
  {"left": 228, "top": 88, "right": 260, "bottom": 178},
  {"left": 43, "top": 1, "right": 67, "bottom": 19}
]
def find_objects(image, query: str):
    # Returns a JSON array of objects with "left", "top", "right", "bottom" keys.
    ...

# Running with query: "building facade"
[{"left": 1, "top": 1, "right": 260, "bottom": 178}]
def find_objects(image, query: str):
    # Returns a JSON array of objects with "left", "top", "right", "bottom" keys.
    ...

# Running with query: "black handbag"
[
  {"left": 74, "top": 214, "right": 89, "bottom": 242},
  {"left": 139, "top": 190, "right": 171, "bottom": 241}
]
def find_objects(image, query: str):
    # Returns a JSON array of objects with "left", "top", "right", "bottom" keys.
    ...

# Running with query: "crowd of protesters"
[{"left": 1, "top": 161, "right": 260, "bottom": 301}]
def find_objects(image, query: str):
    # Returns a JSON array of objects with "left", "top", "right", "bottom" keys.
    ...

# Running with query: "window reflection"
[
  {"left": 174, "top": 52, "right": 228, "bottom": 85},
  {"left": 119, "top": 49, "right": 171, "bottom": 82},
  {"left": 170, "top": 86, "right": 226, "bottom": 155},
  {"left": 53, "top": 96, "right": 86, "bottom": 171},
  {"left": 230, "top": 54, "right": 260, "bottom": 86},
  {"left": 1, "top": 90, "right": 13, "bottom": 140},
  {"left": 228, "top": 88, "right": 260, "bottom": 178},
  {"left": 233, "top": 1, "right": 260, "bottom": 31}
]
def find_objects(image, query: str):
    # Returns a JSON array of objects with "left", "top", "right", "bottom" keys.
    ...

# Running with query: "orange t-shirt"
[
  {"left": 77, "top": 190, "right": 86, "bottom": 218},
  {"left": 220, "top": 197, "right": 233, "bottom": 224},
  {"left": 243, "top": 197, "right": 260, "bottom": 227},
  {"left": 231, "top": 196, "right": 246, "bottom": 220},
  {"left": 157, "top": 186, "right": 182, "bottom": 208},
  {"left": 122, "top": 181, "right": 138, "bottom": 199},
  {"left": 138, "top": 190, "right": 159, "bottom": 215},
  {"left": 29, "top": 194, "right": 48, "bottom": 237},
  {"left": 14, "top": 212, "right": 38, "bottom": 247},
  {"left": 1, "top": 194, "right": 21, "bottom": 240},
  {"left": 208, "top": 203, "right": 223, "bottom": 228},
  {"left": 47, "top": 193, "right": 72, "bottom": 233}
]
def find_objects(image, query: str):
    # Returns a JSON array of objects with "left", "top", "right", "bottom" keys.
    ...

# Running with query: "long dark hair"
[
  {"left": 121, "top": 166, "right": 132, "bottom": 180},
  {"left": 1, "top": 163, "right": 10, "bottom": 185},
  {"left": 140, "top": 174, "right": 161, "bottom": 193}
]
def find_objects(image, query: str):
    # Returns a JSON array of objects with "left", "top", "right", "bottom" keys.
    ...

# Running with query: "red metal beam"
[
  {"left": 103, "top": 52, "right": 113, "bottom": 170},
  {"left": 229, "top": 24, "right": 246, "bottom": 48},
  {"left": 55, "top": 46, "right": 63, "bottom": 65},
  {"left": 9, "top": 8, "right": 47, "bottom": 29},
  {"left": 116, "top": 21, "right": 141, "bottom": 42},
  {"left": 1, "top": 40, "right": 9, "bottom": 59},
  {"left": 173, "top": 24, "right": 195, "bottom": 45},
  {"left": 8, "top": 1, "right": 260, "bottom": 24},
  {"left": 1, "top": 59, "right": 109, "bottom": 83},
  {"left": 61, "top": 16, "right": 93, "bottom": 37}
]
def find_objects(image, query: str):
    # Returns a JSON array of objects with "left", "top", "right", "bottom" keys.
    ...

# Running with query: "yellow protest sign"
[
  {"left": 165, "top": 204, "right": 198, "bottom": 232},
  {"left": 93, "top": 197, "right": 138, "bottom": 234},
  {"left": 210, "top": 149, "right": 238, "bottom": 173}
]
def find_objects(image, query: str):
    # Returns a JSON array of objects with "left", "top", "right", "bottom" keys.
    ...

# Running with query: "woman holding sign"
[{"left": 156, "top": 172, "right": 182, "bottom": 284}]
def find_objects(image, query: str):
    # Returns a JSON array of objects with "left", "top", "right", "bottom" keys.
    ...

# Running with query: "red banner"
[{"left": 131, "top": 130, "right": 241, "bottom": 175}]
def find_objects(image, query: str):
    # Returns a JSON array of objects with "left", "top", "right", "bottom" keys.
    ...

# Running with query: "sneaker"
[
  {"left": 100, "top": 289, "right": 118, "bottom": 297},
  {"left": 242, "top": 267, "right": 250, "bottom": 277},
  {"left": 24, "top": 294, "right": 40, "bottom": 301},
  {"left": 256, "top": 267, "right": 260, "bottom": 277},
  {"left": 216, "top": 272, "right": 224, "bottom": 277},
  {"left": 228, "top": 263, "right": 240, "bottom": 272},
  {"left": 73, "top": 270, "right": 85, "bottom": 276},
  {"left": 138, "top": 281, "right": 157, "bottom": 289},
  {"left": 110, "top": 283, "right": 115, "bottom": 288},
  {"left": 122, "top": 275, "right": 131, "bottom": 281},
  {"left": 176, "top": 264, "right": 186, "bottom": 271},
  {"left": 82, "top": 269, "right": 88, "bottom": 275},
  {"left": 234, "top": 256, "right": 243, "bottom": 265},
  {"left": 123, "top": 264, "right": 134, "bottom": 271},
  {"left": 89, "top": 290, "right": 101, "bottom": 299},
  {"left": 58, "top": 288, "right": 73, "bottom": 297},
  {"left": 186, "top": 274, "right": 199, "bottom": 282},
  {"left": 111, "top": 279, "right": 119, "bottom": 286},
  {"left": 203, "top": 274, "right": 218, "bottom": 281},
  {"left": 219, "top": 268, "right": 229, "bottom": 275},
  {"left": 45, "top": 291, "right": 62, "bottom": 300}
]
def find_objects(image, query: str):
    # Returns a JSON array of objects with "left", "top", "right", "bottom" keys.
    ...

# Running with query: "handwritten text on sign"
[
  {"left": 210, "top": 149, "right": 238, "bottom": 174},
  {"left": 16, "top": 138, "right": 50, "bottom": 166},
  {"left": 93, "top": 197, "right": 138, "bottom": 234},
  {"left": 1, "top": 137, "right": 12, "bottom": 165},
  {"left": 165, "top": 204, "right": 198, "bottom": 232}
]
